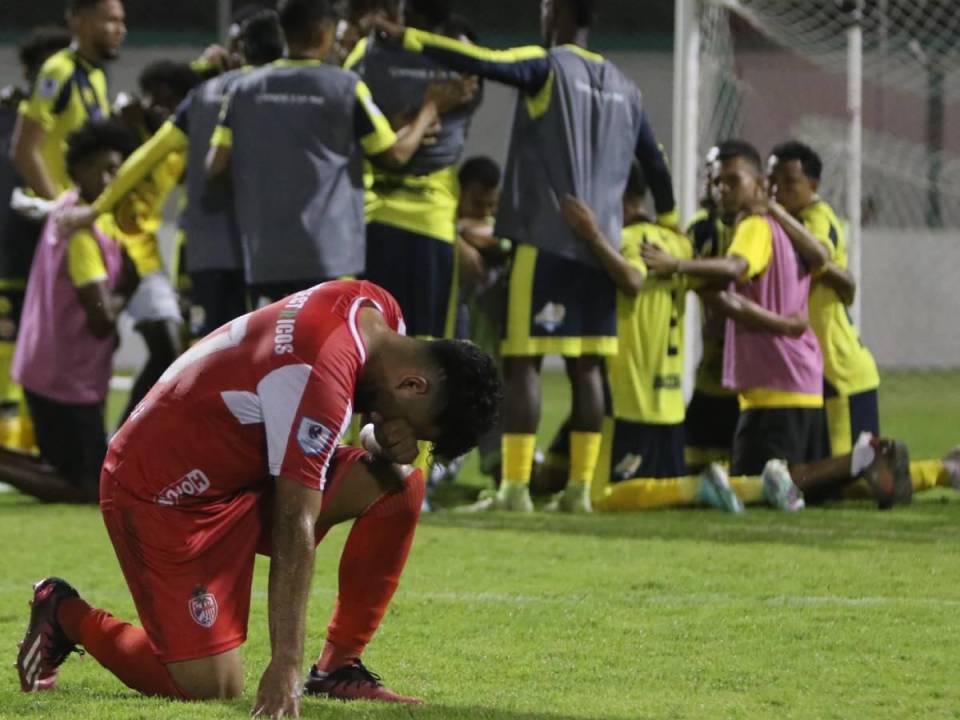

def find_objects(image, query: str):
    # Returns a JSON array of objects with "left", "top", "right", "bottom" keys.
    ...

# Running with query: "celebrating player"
[{"left": 16, "top": 279, "right": 499, "bottom": 716}]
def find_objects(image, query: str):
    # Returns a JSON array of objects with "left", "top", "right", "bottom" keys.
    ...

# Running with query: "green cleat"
[
  {"left": 544, "top": 482, "right": 592, "bottom": 513},
  {"left": 696, "top": 463, "right": 745, "bottom": 513},
  {"left": 456, "top": 481, "right": 534, "bottom": 513}
]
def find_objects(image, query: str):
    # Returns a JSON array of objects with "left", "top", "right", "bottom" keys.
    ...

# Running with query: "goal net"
[{"left": 690, "top": 0, "right": 960, "bottom": 457}]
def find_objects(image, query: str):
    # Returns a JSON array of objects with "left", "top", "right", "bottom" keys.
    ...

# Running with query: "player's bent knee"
[{"left": 166, "top": 649, "right": 244, "bottom": 700}]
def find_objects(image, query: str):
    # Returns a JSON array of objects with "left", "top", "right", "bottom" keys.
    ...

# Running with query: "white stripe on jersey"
[
  {"left": 257, "top": 364, "right": 312, "bottom": 476},
  {"left": 220, "top": 390, "right": 263, "bottom": 424}
]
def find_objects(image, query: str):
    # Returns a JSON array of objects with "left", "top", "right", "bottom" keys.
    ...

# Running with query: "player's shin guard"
[
  {"left": 58, "top": 598, "right": 188, "bottom": 699},
  {"left": 318, "top": 470, "right": 425, "bottom": 672}
]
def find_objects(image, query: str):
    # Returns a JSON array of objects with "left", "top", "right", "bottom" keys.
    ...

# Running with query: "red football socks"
[
  {"left": 58, "top": 598, "right": 188, "bottom": 699},
  {"left": 318, "top": 471, "right": 425, "bottom": 672}
]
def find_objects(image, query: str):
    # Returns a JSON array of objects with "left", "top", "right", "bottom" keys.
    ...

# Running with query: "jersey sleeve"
[
  {"left": 727, "top": 215, "right": 773, "bottom": 281},
  {"left": 403, "top": 28, "right": 551, "bottom": 95},
  {"left": 634, "top": 111, "right": 677, "bottom": 224},
  {"left": 260, "top": 350, "right": 358, "bottom": 491},
  {"left": 67, "top": 229, "right": 108, "bottom": 287},
  {"left": 353, "top": 80, "right": 397, "bottom": 156},
  {"left": 210, "top": 92, "right": 234, "bottom": 149},
  {"left": 802, "top": 204, "right": 840, "bottom": 263},
  {"left": 92, "top": 120, "right": 188, "bottom": 215},
  {"left": 20, "top": 53, "right": 73, "bottom": 131}
]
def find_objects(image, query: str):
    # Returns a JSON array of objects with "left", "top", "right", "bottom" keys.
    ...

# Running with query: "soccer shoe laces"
[{"left": 323, "top": 659, "right": 384, "bottom": 689}]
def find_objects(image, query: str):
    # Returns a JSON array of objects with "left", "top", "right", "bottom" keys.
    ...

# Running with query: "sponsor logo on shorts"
[
  {"left": 189, "top": 586, "right": 218, "bottom": 628},
  {"left": 613, "top": 452, "right": 643, "bottom": 482},
  {"left": 533, "top": 302, "right": 566, "bottom": 333},
  {"left": 297, "top": 417, "right": 335, "bottom": 456},
  {"left": 154, "top": 469, "right": 211, "bottom": 506},
  {"left": 274, "top": 288, "right": 316, "bottom": 355}
]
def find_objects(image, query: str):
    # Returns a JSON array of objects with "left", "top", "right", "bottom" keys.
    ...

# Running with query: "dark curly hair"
[
  {"left": 18, "top": 26, "right": 71, "bottom": 77},
  {"left": 770, "top": 140, "right": 823, "bottom": 182},
  {"left": 138, "top": 61, "right": 201, "bottom": 103},
  {"left": 65, "top": 120, "right": 137, "bottom": 179},
  {"left": 425, "top": 339, "right": 501, "bottom": 462}
]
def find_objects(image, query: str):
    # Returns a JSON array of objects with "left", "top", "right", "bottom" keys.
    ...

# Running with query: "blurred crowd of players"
[{"left": 1, "top": 0, "right": 958, "bottom": 511}]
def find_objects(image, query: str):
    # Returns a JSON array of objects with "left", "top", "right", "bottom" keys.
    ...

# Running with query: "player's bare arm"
[
  {"left": 706, "top": 288, "right": 808, "bottom": 337},
  {"left": 817, "top": 263, "right": 856, "bottom": 306},
  {"left": 10, "top": 115, "right": 58, "bottom": 199},
  {"left": 767, "top": 200, "right": 829, "bottom": 271},
  {"left": 252, "top": 476, "right": 325, "bottom": 719},
  {"left": 75, "top": 251, "right": 139, "bottom": 339},
  {"left": 642, "top": 242, "right": 748, "bottom": 283},
  {"left": 561, "top": 194, "right": 644, "bottom": 296},
  {"left": 205, "top": 142, "right": 231, "bottom": 178}
]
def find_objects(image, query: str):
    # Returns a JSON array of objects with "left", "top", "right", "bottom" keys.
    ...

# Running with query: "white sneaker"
[{"left": 762, "top": 459, "right": 805, "bottom": 511}]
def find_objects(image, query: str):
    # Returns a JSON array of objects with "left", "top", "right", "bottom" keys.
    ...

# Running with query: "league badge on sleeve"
[
  {"left": 38, "top": 76, "right": 60, "bottom": 99},
  {"left": 297, "top": 416, "right": 335, "bottom": 456}
]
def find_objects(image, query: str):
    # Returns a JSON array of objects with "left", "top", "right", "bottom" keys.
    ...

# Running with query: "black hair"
[
  {"left": 625, "top": 161, "right": 648, "bottom": 199},
  {"left": 560, "top": 0, "right": 594, "bottom": 28},
  {"left": 444, "top": 13, "right": 478, "bottom": 42},
  {"left": 458, "top": 156, "right": 500, "bottom": 189},
  {"left": 346, "top": 0, "right": 399, "bottom": 22},
  {"left": 18, "top": 26, "right": 72, "bottom": 74},
  {"left": 65, "top": 120, "right": 137, "bottom": 178},
  {"left": 770, "top": 140, "right": 823, "bottom": 182},
  {"left": 716, "top": 138, "right": 763, "bottom": 175},
  {"left": 138, "top": 61, "right": 200, "bottom": 102},
  {"left": 238, "top": 9, "right": 285, "bottom": 65},
  {"left": 278, "top": 0, "right": 337, "bottom": 46},
  {"left": 404, "top": 0, "right": 452, "bottom": 28},
  {"left": 425, "top": 339, "right": 501, "bottom": 461},
  {"left": 67, "top": 0, "right": 113, "bottom": 13}
]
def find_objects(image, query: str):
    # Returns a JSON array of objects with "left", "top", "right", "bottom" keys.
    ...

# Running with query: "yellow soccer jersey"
[
  {"left": 801, "top": 200, "right": 879, "bottom": 395},
  {"left": 607, "top": 222, "right": 693, "bottom": 425},
  {"left": 687, "top": 211, "right": 735, "bottom": 396},
  {"left": 19, "top": 49, "right": 111, "bottom": 195},
  {"left": 67, "top": 214, "right": 123, "bottom": 287},
  {"left": 114, "top": 148, "right": 186, "bottom": 277}
]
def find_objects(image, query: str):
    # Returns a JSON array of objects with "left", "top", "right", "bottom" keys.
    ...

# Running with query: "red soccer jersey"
[{"left": 104, "top": 280, "right": 405, "bottom": 505}]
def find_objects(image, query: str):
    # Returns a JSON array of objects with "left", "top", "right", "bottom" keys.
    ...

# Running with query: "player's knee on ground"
[{"left": 166, "top": 649, "right": 244, "bottom": 700}]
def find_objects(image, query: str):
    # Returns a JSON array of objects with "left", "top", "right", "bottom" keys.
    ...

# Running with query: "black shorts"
[
  {"left": 824, "top": 383, "right": 880, "bottom": 456},
  {"left": 730, "top": 406, "right": 828, "bottom": 476},
  {"left": 189, "top": 270, "right": 249, "bottom": 338},
  {"left": 501, "top": 244, "right": 617, "bottom": 358},
  {"left": 24, "top": 390, "right": 106, "bottom": 493},
  {"left": 684, "top": 390, "right": 740, "bottom": 467},
  {"left": 364, "top": 222, "right": 456, "bottom": 339}
]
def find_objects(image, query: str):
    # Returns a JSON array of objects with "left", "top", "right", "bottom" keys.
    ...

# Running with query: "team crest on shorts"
[
  {"left": 297, "top": 416, "right": 334, "bottom": 456},
  {"left": 189, "top": 586, "right": 218, "bottom": 628}
]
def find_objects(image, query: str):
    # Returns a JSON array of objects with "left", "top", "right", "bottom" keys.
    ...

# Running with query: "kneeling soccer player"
[{"left": 16, "top": 279, "right": 499, "bottom": 717}]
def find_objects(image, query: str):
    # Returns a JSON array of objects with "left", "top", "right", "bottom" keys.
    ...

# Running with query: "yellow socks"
[
  {"left": 568, "top": 431, "right": 601, "bottom": 488},
  {"left": 502, "top": 433, "right": 536, "bottom": 489},
  {"left": 909, "top": 460, "right": 949, "bottom": 491}
]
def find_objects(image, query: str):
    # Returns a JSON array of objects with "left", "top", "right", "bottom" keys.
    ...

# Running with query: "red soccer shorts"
[{"left": 99, "top": 446, "right": 368, "bottom": 664}]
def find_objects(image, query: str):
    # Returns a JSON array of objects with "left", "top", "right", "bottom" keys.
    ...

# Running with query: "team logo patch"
[
  {"left": 188, "top": 587, "right": 218, "bottom": 628},
  {"left": 38, "top": 76, "right": 59, "bottom": 99},
  {"left": 297, "top": 416, "right": 334, "bottom": 456},
  {"left": 534, "top": 302, "right": 566, "bottom": 333}
]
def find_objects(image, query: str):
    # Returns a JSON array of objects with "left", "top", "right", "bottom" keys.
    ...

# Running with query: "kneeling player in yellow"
[{"left": 537, "top": 168, "right": 707, "bottom": 510}]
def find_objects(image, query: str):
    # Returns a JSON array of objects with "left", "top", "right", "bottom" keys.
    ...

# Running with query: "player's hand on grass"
[
  {"left": 56, "top": 204, "right": 98, "bottom": 235},
  {"left": 251, "top": 661, "right": 301, "bottom": 719},
  {"left": 640, "top": 242, "right": 680, "bottom": 275},
  {"left": 369, "top": 413, "right": 419, "bottom": 464},
  {"left": 560, "top": 195, "right": 602, "bottom": 244}
]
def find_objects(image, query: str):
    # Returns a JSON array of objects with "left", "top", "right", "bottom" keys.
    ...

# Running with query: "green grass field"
[{"left": 1, "top": 370, "right": 958, "bottom": 719}]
